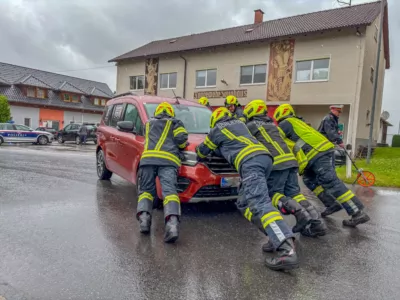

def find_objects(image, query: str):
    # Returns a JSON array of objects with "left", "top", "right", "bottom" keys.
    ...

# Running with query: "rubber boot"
[
  {"left": 164, "top": 215, "right": 179, "bottom": 243},
  {"left": 299, "top": 201, "right": 328, "bottom": 237},
  {"left": 265, "top": 238, "right": 299, "bottom": 271},
  {"left": 278, "top": 198, "right": 312, "bottom": 233},
  {"left": 342, "top": 211, "right": 370, "bottom": 227},
  {"left": 262, "top": 240, "right": 274, "bottom": 253},
  {"left": 138, "top": 212, "right": 151, "bottom": 234}
]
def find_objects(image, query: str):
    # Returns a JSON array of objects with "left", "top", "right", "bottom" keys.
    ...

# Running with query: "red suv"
[{"left": 96, "top": 93, "right": 240, "bottom": 203}]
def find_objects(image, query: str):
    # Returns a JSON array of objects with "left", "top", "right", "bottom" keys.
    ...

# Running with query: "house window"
[
  {"left": 196, "top": 69, "right": 217, "bottom": 88},
  {"left": 370, "top": 67, "right": 374, "bottom": 83},
  {"left": 130, "top": 75, "right": 144, "bottom": 90},
  {"left": 63, "top": 94, "right": 71, "bottom": 102},
  {"left": 94, "top": 98, "right": 100, "bottom": 105},
  {"left": 71, "top": 95, "right": 80, "bottom": 103},
  {"left": 160, "top": 72, "right": 177, "bottom": 89},
  {"left": 24, "top": 118, "right": 31, "bottom": 127},
  {"left": 374, "top": 25, "right": 378, "bottom": 42},
  {"left": 37, "top": 88, "right": 45, "bottom": 98},
  {"left": 27, "top": 87, "right": 36, "bottom": 97},
  {"left": 101, "top": 99, "right": 106, "bottom": 106},
  {"left": 240, "top": 64, "right": 267, "bottom": 85},
  {"left": 295, "top": 58, "right": 330, "bottom": 82}
]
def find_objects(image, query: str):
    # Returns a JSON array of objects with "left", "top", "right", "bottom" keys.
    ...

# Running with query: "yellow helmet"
[
  {"left": 243, "top": 99, "right": 267, "bottom": 120},
  {"left": 225, "top": 95, "right": 238, "bottom": 106},
  {"left": 198, "top": 97, "right": 209, "bottom": 106},
  {"left": 210, "top": 107, "right": 232, "bottom": 128},
  {"left": 273, "top": 104, "right": 295, "bottom": 122},
  {"left": 154, "top": 102, "right": 175, "bottom": 117}
]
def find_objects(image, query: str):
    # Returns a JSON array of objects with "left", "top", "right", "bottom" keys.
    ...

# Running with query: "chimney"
[{"left": 254, "top": 9, "right": 264, "bottom": 24}]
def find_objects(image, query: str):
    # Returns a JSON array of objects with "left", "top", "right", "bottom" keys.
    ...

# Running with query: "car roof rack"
[{"left": 111, "top": 91, "right": 139, "bottom": 99}]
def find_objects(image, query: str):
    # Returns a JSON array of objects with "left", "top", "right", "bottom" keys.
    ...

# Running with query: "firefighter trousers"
[
  {"left": 236, "top": 154, "right": 294, "bottom": 250},
  {"left": 267, "top": 167, "right": 316, "bottom": 214},
  {"left": 136, "top": 165, "right": 181, "bottom": 220},
  {"left": 303, "top": 153, "right": 364, "bottom": 216}
]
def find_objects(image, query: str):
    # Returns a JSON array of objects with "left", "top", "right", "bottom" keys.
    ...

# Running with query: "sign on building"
[{"left": 194, "top": 89, "right": 247, "bottom": 99}]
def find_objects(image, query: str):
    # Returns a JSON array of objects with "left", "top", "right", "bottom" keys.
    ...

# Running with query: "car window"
[
  {"left": 110, "top": 104, "right": 124, "bottom": 127},
  {"left": 64, "top": 125, "right": 72, "bottom": 131},
  {"left": 144, "top": 103, "right": 212, "bottom": 134},
  {"left": 103, "top": 105, "right": 114, "bottom": 126},
  {"left": 0, "top": 124, "right": 4, "bottom": 130},
  {"left": 15, "top": 125, "right": 32, "bottom": 131},
  {"left": 71, "top": 124, "right": 80, "bottom": 130},
  {"left": 123, "top": 104, "right": 143, "bottom": 135}
]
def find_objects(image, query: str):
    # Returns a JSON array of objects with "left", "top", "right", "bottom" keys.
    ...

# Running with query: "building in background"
[
  {"left": 109, "top": 1, "right": 390, "bottom": 149},
  {"left": 0, "top": 62, "right": 114, "bottom": 130}
]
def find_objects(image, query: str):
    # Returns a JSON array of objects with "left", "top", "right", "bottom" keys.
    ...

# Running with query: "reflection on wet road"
[{"left": 0, "top": 146, "right": 399, "bottom": 299}]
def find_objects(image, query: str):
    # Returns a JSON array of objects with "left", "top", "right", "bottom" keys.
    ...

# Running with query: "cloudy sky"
[{"left": 1, "top": 0, "right": 399, "bottom": 133}]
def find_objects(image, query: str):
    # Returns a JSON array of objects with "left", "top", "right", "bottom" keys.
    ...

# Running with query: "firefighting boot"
[
  {"left": 164, "top": 216, "right": 179, "bottom": 243},
  {"left": 278, "top": 198, "right": 312, "bottom": 233},
  {"left": 319, "top": 191, "right": 343, "bottom": 217},
  {"left": 262, "top": 240, "right": 274, "bottom": 253},
  {"left": 321, "top": 202, "right": 343, "bottom": 217},
  {"left": 299, "top": 200, "right": 328, "bottom": 237},
  {"left": 138, "top": 212, "right": 151, "bottom": 234},
  {"left": 342, "top": 211, "right": 370, "bottom": 227},
  {"left": 265, "top": 238, "right": 299, "bottom": 271}
]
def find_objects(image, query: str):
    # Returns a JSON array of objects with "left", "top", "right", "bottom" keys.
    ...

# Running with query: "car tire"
[
  {"left": 135, "top": 170, "right": 161, "bottom": 209},
  {"left": 37, "top": 135, "right": 49, "bottom": 145},
  {"left": 58, "top": 136, "right": 64, "bottom": 144},
  {"left": 97, "top": 149, "right": 112, "bottom": 180},
  {"left": 76, "top": 136, "right": 81, "bottom": 145}
]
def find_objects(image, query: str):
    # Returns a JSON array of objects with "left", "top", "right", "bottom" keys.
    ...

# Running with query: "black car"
[
  {"left": 35, "top": 127, "right": 58, "bottom": 139},
  {"left": 57, "top": 123, "right": 97, "bottom": 145}
]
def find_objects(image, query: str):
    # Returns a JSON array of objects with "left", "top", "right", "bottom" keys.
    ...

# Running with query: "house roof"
[
  {"left": 57, "top": 81, "right": 86, "bottom": 94},
  {"left": 0, "top": 62, "right": 113, "bottom": 97},
  {"left": 17, "top": 74, "right": 53, "bottom": 89},
  {"left": 109, "top": 1, "right": 390, "bottom": 69}
]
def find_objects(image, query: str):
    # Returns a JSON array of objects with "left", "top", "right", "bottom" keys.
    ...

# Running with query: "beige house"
[{"left": 109, "top": 1, "right": 390, "bottom": 149}]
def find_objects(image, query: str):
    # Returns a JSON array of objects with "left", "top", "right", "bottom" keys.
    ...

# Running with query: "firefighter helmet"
[
  {"left": 210, "top": 107, "right": 232, "bottom": 128},
  {"left": 198, "top": 97, "right": 209, "bottom": 106},
  {"left": 154, "top": 102, "right": 175, "bottom": 117},
  {"left": 273, "top": 104, "right": 295, "bottom": 122},
  {"left": 243, "top": 99, "right": 267, "bottom": 119},
  {"left": 224, "top": 95, "right": 239, "bottom": 106}
]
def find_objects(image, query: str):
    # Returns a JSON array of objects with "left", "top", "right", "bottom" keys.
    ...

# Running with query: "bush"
[
  {"left": 0, "top": 95, "right": 11, "bottom": 123},
  {"left": 392, "top": 135, "right": 400, "bottom": 147}
]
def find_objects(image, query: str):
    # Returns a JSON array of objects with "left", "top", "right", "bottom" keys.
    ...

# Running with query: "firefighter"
[
  {"left": 196, "top": 107, "right": 298, "bottom": 271},
  {"left": 225, "top": 95, "right": 246, "bottom": 122},
  {"left": 243, "top": 100, "right": 327, "bottom": 245},
  {"left": 317, "top": 104, "right": 346, "bottom": 216},
  {"left": 136, "top": 102, "right": 188, "bottom": 243},
  {"left": 198, "top": 97, "right": 212, "bottom": 110},
  {"left": 274, "top": 104, "right": 370, "bottom": 227}
]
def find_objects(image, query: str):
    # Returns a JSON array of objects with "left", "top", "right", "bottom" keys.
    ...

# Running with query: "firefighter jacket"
[
  {"left": 318, "top": 113, "right": 343, "bottom": 144},
  {"left": 246, "top": 116, "right": 298, "bottom": 171},
  {"left": 140, "top": 114, "right": 188, "bottom": 168},
  {"left": 233, "top": 106, "right": 246, "bottom": 122},
  {"left": 196, "top": 117, "right": 271, "bottom": 172},
  {"left": 278, "top": 116, "right": 334, "bottom": 168}
]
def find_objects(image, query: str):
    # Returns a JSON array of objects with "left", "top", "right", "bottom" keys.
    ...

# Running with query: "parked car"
[
  {"left": 334, "top": 148, "right": 347, "bottom": 167},
  {"left": 96, "top": 93, "right": 240, "bottom": 203},
  {"left": 57, "top": 123, "right": 97, "bottom": 145},
  {"left": 0, "top": 123, "right": 53, "bottom": 146},
  {"left": 35, "top": 127, "right": 58, "bottom": 140}
]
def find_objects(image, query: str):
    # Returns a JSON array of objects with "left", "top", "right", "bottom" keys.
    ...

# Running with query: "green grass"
[{"left": 336, "top": 147, "right": 400, "bottom": 188}]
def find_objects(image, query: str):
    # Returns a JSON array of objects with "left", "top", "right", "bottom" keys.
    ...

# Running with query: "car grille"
[
  {"left": 177, "top": 177, "right": 191, "bottom": 193},
  {"left": 202, "top": 156, "right": 237, "bottom": 174},
  {"left": 193, "top": 185, "right": 238, "bottom": 198}
]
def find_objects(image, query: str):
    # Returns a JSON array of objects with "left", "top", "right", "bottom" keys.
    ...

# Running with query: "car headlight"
[{"left": 181, "top": 151, "right": 198, "bottom": 166}]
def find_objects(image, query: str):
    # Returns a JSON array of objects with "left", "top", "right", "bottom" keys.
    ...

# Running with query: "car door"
[
  {"left": 115, "top": 103, "right": 145, "bottom": 182},
  {"left": 105, "top": 103, "right": 125, "bottom": 174},
  {"left": 69, "top": 124, "right": 80, "bottom": 141},
  {"left": 3, "top": 124, "right": 19, "bottom": 142},
  {"left": 61, "top": 124, "right": 72, "bottom": 141},
  {"left": 14, "top": 124, "right": 37, "bottom": 143}
]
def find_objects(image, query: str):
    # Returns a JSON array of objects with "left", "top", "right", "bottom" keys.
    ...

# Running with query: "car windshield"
[{"left": 144, "top": 103, "right": 211, "bottom": 134}]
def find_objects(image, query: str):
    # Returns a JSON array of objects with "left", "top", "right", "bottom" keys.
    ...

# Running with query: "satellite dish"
[{"left": 381, "top": 111, "right": 390, "bottom": 120}]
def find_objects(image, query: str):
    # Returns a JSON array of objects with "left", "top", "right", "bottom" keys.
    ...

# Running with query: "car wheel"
[
  {"left": 97, "top": 149, "right": 112, "bottom": 180},
  {"left": 58, "top": 136, "right": 64, "bottom": 144},
  {"left": 38, "top": 135, "right": 49, "bottom": 145},
  {"left": 76, "top": 136, "right": 81, "bottom": 145}
]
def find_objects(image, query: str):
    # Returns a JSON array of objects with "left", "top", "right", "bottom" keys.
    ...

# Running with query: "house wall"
[
  {"left": 356, "top": 14, "right": 386, "bottom": 146},
  {"left": 63, "top": 111, "right": 101, "bottom": 125},
  {"left": 10, "top": 105, "right": 40, "bottom": 128}
]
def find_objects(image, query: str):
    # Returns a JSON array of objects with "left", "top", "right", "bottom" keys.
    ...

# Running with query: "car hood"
[
  {"left": 33, "top": 130, "right": 53, "bottom": 135},
  {"left": 186, "top": 133, "right": 206, "bottom": 152}
]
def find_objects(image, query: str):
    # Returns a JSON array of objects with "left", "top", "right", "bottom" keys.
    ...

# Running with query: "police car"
[{"left": 0, "top": 123, "right": 53, "bottom": 146}]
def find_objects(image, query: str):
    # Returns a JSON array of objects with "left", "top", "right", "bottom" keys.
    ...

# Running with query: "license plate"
[{"left": 220, "top": 177, "right": 240, "bottom": 188}]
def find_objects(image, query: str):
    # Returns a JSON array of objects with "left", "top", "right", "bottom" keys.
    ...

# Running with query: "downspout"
[{"left": 180, "top": 55, "right": 187, "bottom": 98}]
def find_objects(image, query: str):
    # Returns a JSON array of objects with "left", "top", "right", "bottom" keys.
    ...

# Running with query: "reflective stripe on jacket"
[
  {"left": 246, "top": 116, "right": 297, "bottom": 171},
  {"left": 140, "top": 115, "right": 188, "bottom": 168},
  {"left": 278, "top": 116, "right": 334, "bottom": 167},
  {"left": 196, "top": 117, "right": 271, "bottom": 172}
]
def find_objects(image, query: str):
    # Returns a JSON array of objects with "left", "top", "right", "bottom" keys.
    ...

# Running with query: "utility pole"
[{"left": 366, "top": 0, "right": 385, "bottom": 164}]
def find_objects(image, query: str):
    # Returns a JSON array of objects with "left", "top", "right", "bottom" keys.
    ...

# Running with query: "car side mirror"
[{"left": 117, "top": 121, "right": 136, "bottom": 133}]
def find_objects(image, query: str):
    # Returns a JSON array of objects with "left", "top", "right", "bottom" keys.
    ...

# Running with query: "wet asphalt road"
[{"left": 0, "top": 144, "right": 400, "bottom": 300}]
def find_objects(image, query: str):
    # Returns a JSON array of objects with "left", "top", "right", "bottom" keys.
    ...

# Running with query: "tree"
[{"left": 0, "top": 95, "right": 11, "bottom": 123}]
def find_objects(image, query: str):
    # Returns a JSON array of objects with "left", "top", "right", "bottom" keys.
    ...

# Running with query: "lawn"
[{"left": 336, "top": 147, "right": 400, "bottom": 188}]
